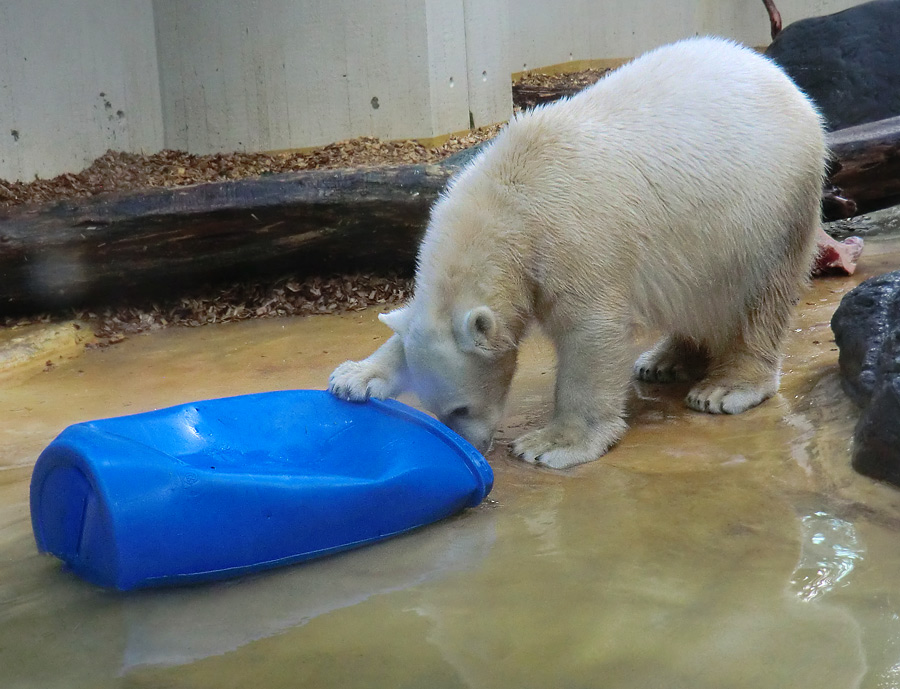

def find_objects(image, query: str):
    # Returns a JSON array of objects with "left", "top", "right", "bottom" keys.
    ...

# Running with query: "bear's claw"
[
  {"left": 328, "top": 360, "right": 391, "bottom": 402},
  {"left": 685, "top": 382, "right": 774, "bottom": 414},
  {"left": 634, "top": 337, "right": 707, "bottom": 384}
]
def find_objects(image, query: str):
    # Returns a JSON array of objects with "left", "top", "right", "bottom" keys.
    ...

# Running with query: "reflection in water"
[
  {"left": 120, "top": 510, "right": 497, "bottom": 670},
  {"left": 783, "top": 411, "right": 817, "bottom": 476},
  {"left": 791, "top": 510, "right": 865, "bottom": 602}
]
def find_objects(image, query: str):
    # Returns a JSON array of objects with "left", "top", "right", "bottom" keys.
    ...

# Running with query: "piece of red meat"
[{"left": 813, "top": 226, "right": 864, "bottom": 276}]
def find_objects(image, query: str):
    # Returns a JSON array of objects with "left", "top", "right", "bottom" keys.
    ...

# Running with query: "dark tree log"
[
  {"left": 0, "top": 116, "right": 898, "bottom": 314},
  {"left": 821, "top": 186, "right": 857, "bottom": 220},
  {"left": 0, "top": 164, "right": 456, "bottom": 313},
  {"left": 513, "top": 84, "right": 582, "bottom": 111},
  {"left": 826, "top": 115, "right": 900, "bottom": 216}
]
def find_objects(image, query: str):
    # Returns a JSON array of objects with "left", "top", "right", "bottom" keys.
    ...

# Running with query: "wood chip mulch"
[
  {"left": 516, "top": 68, "right": 610, "bottom": 90},
  {"left": 0, "top": 126, "right": 504, "bottom": 210},
  {"left": 2, "top": 273, "right": 414, "bottom": 348}
]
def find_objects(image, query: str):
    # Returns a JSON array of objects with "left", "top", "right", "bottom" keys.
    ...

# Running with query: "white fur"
[{"left": 329, "top": 37, "right": 826, "bottom": 469}]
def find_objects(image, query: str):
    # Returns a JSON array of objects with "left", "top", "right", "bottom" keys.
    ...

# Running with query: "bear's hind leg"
[
  {"left": 685, "top": 209, "right": 815, "bottom": 415},
  {"left": 685, "top": 284, "right": 792, "bottom": 414},
  {"left": 634, "top": 334, "right": 708, "bottom": 383}
]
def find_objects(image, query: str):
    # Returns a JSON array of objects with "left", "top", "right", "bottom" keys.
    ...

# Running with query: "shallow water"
[{"left": 4, "top": 237, "right": 900, "bottom": 689}]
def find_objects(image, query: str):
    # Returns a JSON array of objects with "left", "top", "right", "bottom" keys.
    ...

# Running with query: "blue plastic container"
[{"left": 30, "top": 390, "right": 493, "bottom": 590}]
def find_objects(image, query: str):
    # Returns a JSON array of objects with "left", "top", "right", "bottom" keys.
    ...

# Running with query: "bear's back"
[
  {"left": 482, "top": 36, "right": 825, "bottom": 243},
  {"left": 462, "top": 37, "right": 826, "bottom": 338}
]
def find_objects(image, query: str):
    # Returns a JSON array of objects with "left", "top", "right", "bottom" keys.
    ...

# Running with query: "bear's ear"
[
  {"left": 378, "top": 306, "right": 411, "bottom": 333},
  {"left": 458, "top": 306, "right": 500, "bottom": 354}
]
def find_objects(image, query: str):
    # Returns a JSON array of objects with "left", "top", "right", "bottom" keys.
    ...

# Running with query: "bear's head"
[{"left": 380, "top": 302, "right": 518, "bottom": 453}]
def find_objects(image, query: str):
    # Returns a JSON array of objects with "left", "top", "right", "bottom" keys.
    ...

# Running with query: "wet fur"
[{"left": 330, "top": 37, "right": 826, "bottom": 469}]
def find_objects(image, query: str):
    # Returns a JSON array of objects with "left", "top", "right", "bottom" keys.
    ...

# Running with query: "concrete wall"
[
  {"left": 0, "top": 0, "right": 865, "bottom": 182},
  {"left": 508, "top": 0, "right": 861, "bottom": 73},
  {"left": 0, "top": 0, "right": 163, "bottom": 183},
  {"left": 152, "top": 0, "right": 511, "bottom": 154}
]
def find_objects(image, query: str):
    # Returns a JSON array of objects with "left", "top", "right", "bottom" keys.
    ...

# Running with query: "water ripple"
[{"left": 790, "top": 511, "right": 865, "bottom": 602}]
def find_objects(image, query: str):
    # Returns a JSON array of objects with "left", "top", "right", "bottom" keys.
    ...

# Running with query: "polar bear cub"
[{"left": 329, "top": 37, "right": 826, "bottom": 469}]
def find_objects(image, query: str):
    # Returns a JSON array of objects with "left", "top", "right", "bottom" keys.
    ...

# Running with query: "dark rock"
[
  {"left": 765, "top": 0, "right": 900, "bottom": 131},
  {"left": 853, "top": 376, "right": 900, "bottom": 485},
  {"left": 832, "top": 270, "right": 900, "bottom": 403},
  {"left": 832, "top": 270, "right": 900, "bottom": 485}
]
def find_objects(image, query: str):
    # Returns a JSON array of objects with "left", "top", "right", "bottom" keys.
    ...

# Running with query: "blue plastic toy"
[{"left": 30, "top": 390, "right": 493, "bottom": 590}]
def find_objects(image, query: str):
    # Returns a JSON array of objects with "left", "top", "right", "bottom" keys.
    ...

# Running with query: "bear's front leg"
[
  {"left": 329, "top": 334, "right": 407, "bottom": 401},
  {"left": 513, "top": 323, "right": 631, "bottom": 469}
]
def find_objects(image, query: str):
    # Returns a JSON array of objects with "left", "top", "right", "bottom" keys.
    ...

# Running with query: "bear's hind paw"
[
  {"left": 634, "top": 336, "right": 707, "bottom": 383},
  {"left": 685, "top": 380, "right": 776, "bottom": 414}
]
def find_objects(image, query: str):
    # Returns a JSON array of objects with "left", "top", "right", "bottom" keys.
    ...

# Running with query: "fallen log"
[
  {"left": 827, "top": 115, "right": 900, "bottom": 215},
  {"left": 0, "top": 164, "right": 455, "bottom": 313},
  {"left": 513, "top": 84, "right": 582, "bottom": 110},
  {"left": 0, "top": 115, "right": 895, "bottom": 314}
]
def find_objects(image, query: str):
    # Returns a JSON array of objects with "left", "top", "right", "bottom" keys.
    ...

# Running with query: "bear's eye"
[{"left": 448, "top": 405, "right": 470, "bottom": 418}]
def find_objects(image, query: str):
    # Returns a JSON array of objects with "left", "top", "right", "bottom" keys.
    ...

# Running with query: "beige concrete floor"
[{"left": 3, "top": 235, "right": 900, "bottom": 688}]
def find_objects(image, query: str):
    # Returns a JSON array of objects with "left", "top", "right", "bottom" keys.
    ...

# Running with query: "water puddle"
[{"left": 3, "top": 235, "right": 900, "bottom": 688}]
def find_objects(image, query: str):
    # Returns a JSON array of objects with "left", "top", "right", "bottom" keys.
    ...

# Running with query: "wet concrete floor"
[{"left": 4, "top": 235, "right": 900, "bottom": 688}]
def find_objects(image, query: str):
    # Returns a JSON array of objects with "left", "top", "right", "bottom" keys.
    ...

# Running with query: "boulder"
[
  {"left": 831, "top": 270, "right": 900, "bottom": 485},
  {"left": 765, "top": 0, "right": 900, "bottom": 131}
]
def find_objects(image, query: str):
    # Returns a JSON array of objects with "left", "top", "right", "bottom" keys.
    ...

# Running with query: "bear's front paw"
[
  {"left": 512, "top": 418, "right": 627, "bottom": 469},
  {"left": 328, "top": 360, "right": 394, "bottom": 402}
]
